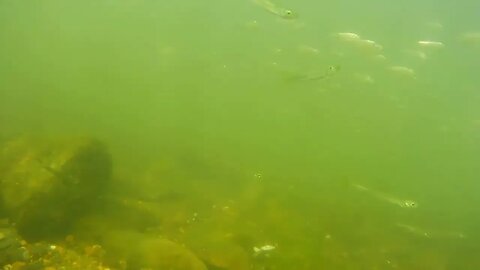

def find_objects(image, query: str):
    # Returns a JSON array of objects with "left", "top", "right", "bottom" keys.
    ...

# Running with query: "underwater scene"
[{"left": 1, "top": 0, "right": 480, "bottom": 269}]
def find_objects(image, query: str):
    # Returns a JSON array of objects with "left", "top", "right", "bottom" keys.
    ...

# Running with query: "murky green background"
[{"left": 1, "top": 0, "right": 480, "bottom": 268}]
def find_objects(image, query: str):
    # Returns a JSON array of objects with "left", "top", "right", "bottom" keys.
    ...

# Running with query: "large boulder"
[{"left": 0, "top": 136, "right": 112, "bottom": 241}]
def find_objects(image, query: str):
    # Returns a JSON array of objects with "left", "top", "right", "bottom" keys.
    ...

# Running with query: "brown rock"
[
  {"left": 102, "top": 230, "right": 207, "bottom": 270},
  {"left": 0, "top": 136, "right": 112, "bottom": 241}
]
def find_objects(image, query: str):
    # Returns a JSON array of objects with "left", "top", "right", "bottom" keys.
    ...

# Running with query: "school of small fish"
[
  {"left": 250, "top": 0, "right": 477, "bottom": 89},
  {"left": 247, "top": 0, "right": 471, "bottom": 253}
]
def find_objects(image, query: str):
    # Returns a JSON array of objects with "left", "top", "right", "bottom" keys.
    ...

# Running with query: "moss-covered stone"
[
  {"left": 102, "top": 230, "right": 207, "bottom": 270},
  {"left": 0, "top": 136, "right": 112, "bottom": 241}
]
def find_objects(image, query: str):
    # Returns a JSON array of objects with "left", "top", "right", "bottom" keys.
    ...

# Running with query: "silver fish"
[
  {"left": 253, "top": 0, "right": 297, "bottom": 19},
  {"left": 352, "top": 183, "right": 418, "bottom": 208},
  {"left": 396, "top": 223, "right": 431, "bottom": 238},
  {"left": 284, "top": 65, "right": 340, "bottom": 82},
  {"left": 396, "top": 223, "right": 466, "bottom": 239},
  {"left": 253, "top": 244, "right": 276, "bottom": 257}
]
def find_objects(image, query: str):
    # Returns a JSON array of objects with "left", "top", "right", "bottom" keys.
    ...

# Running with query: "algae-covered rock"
[
  {"left": 185, "top": 229, "right": 252, "bottom": 270},
  {"left": 0, "top": 219, "right": 28, "bottom": 267},
  {"left": 0, "top": 136, "right": 112, "bottom": 241},
  {"left": 0, "top": 223, "right": 111, "bottom": 270},
  {"left": 195, "top": 242, "right": 251, "bottom": 270},
  {"left": 102, "top": 229, "right": 207, "bottom": 270}
]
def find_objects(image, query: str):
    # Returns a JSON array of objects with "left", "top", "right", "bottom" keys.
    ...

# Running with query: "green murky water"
[{"left": 1, "top": 0, "right": 480, "bottom": 269}]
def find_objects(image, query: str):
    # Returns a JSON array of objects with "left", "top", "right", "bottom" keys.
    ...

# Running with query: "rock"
[
  {"left": 196, "top": 243, "right": 250, "bottom": 270},
  {"left": 0, "top": 136, "right": 112, "bottom": 241},
  {"left": 140, "top": 238, "right": 208, "bottom": 270},
  {"left": 186, "top": 231, "right": 252, "bottom": 270},
  {"left": 0, "top": 221, "right": 30, "bottom": 267},
  {"left": 102, "top": 230, "right": 207, "bottom": 270}
]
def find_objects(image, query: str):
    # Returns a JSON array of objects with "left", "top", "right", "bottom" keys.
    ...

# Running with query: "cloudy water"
[{"left": 0, "top": 0, "right": 480, "bottom": 269}]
